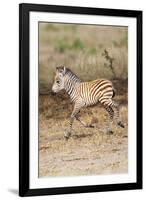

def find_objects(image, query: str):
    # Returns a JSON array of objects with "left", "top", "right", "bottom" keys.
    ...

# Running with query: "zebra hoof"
[
  {"left": 88, "top": 124, "right": 95, "bottom": 128},
  {"left": 64, "top": 131, "right": 71, "bottom": 140},
  {"left": 117, "top": 121, "right": 125, "bottom": 128},
  {"left": 85, "top": 124, "right": 95, "bottom": 128},
  {"left": 107, "top": 130, "right": 114, "bottom": 135}
]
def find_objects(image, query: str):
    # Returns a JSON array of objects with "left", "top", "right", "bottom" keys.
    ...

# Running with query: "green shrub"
[
  {"left": 72, "top": 38, "right": 84, "bottom": 50},
  {"left": 55, "top": 38, "right": 70, "bottom": 53},
  {"left": 88, "top": 47, "right": 97, "bottom": 55}
]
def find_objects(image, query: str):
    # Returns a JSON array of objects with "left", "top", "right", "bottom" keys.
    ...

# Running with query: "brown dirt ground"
[{"left": 39, "top": 81, "right": 128, "bottom": 177}]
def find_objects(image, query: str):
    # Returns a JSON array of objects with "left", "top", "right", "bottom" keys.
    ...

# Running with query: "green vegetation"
[
  {"left": 112, "top": 32, "right": 128, "bottom": 48},
  {"left": 88, "top": 47, "right": 97, "bottom": 55},
  {"left": 55, "top": 38, "right": 84, "bottom": 53},
  {"left": 55, "top": 38, "right": 70, "bottom": 53},
  {"left": 72, "top": 38, "right": 84, "bottom": 50}
]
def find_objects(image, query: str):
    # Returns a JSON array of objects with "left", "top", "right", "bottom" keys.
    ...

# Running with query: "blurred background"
[{"left": 39, "top": 23, "right": 128, "bottom": 94}]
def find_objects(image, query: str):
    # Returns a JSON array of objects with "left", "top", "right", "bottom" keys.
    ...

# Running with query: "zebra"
[{"left": 52, "top": 66, "right": 124, "bottom": 139}]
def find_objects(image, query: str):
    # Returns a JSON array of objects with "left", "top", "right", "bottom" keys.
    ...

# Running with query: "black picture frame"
[{"left": 19, "top": 3, "right": 143, "bottom": 197}]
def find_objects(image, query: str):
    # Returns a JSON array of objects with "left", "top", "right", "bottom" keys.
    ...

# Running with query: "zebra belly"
[
  {"left": 84, "top": 95, "right": 100, "bottom": 106},
  {"left": 81, "top": 90, "right": 101, "bottom": 106}
]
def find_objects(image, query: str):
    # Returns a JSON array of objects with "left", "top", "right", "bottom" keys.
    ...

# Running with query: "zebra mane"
[
  {"left": 65, "top": 68, "right": 81, "bottom": 83},
  {"left": 57, "top": 66, "right": 81, "bottom": 83}
]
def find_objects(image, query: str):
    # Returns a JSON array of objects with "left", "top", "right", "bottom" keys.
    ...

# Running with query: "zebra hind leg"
[
  {"left": 113, "top": 102, "right": 125, "bottom": 128},
  {"left": 105, "top": 106, "right": 114, "bottom": 134}
]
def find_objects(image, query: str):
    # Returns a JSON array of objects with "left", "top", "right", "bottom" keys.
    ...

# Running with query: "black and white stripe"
[{"left": 52, "top": 66, "right": 124, "bottom": 139}]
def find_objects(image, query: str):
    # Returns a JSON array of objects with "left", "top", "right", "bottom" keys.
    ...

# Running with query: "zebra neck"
[{"left": 64, "top": 79, "right": 79, "bottom": 100}]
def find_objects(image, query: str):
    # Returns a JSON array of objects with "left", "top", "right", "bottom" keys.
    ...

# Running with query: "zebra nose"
[
  {"left": 52, "top": 86, "right": 55, "bottom": 92},
  {"left": 51, "top": 91, "right": 57, "bottom": 95}
]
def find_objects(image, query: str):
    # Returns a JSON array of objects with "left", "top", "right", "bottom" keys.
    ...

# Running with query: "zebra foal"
[{"left": 52, "top": 66, "right": 124, "bottom": 139}]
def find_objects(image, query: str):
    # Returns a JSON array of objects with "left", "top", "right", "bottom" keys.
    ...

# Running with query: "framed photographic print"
[{"left": 19, "top": 3, "right": 143, "bottom": 197}]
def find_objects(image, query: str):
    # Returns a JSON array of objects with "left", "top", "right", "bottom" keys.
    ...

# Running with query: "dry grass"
[
  {"left": 38, "top": 23, "right": 128, "bottom": 177},
  {"left": 39, "top": 80, "right": 128, "bottom": 177}
]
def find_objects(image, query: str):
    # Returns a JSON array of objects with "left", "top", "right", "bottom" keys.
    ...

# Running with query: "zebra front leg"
[
  {"left": 64, "top": 106, "right": 81, "bottom": 139},
  {"left": 64, "top": 115, "right": 75, "bottom": 139}
]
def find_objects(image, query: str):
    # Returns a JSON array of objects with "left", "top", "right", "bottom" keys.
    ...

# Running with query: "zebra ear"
[
  {"left": 56, "top": 66, "right": 62, "bottom": 73},
  {"left": 63, "top": 66, "right": 66, "bottom": 75},
  {"left": 56, "top": 66, "right": 59, "bottom": 71},
  {"left": 56, "top": 66, "right": 66, "bottom": 75}
]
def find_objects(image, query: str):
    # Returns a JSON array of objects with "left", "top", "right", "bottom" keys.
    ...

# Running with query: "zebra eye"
[{"left": 56, "top": 80, "right": 60, "bottom": 84}]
